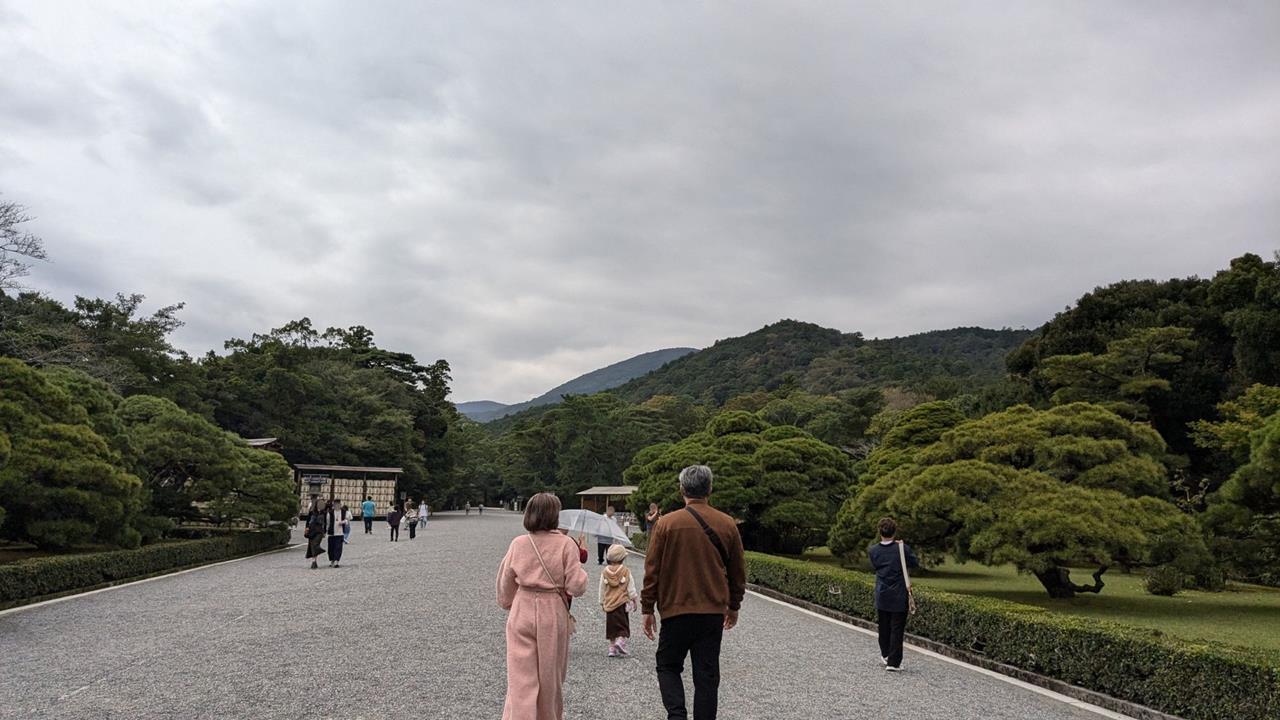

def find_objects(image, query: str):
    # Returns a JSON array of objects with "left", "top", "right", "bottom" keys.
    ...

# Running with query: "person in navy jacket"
[{"left": 868, "top": 517, "right": 918, "bottom": 671}]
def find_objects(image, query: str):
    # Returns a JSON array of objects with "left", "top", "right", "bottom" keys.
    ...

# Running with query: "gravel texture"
[{"left": 0, "top": 511, "right": 1117, "bottom": 719}]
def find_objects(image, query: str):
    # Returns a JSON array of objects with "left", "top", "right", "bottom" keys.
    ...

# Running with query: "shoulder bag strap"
[
  {"left": 527, "top": 534, "right": 573, "bottom": 614},
  {"left": 897, "top": 541, "right": 912, "bottom": 590},
  {"left": 898, "top": 541, "right": 917, "bottom": 614},
  {"left": 685, "top": 506, "right": 730, "bottom": 577}
]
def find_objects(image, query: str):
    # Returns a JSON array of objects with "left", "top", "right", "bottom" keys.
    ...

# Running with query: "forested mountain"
[
  {"left": 458, "top": 347, "right": 695, "bottom": 422},
  {"left": 613, "top": 320, "right": 1030, "bottom": 405}
]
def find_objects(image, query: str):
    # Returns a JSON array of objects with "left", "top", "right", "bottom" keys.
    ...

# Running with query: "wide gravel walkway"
[{"left": 0, "top": 511, "right": 1123, "bottom": 719}]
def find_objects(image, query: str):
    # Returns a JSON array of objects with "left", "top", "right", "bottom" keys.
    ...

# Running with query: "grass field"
[{"left": 793, "top": 548, "right": 1280, "bottom": 656}]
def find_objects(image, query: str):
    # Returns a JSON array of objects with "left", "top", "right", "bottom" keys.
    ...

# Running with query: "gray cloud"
[{"left": 1, "top": 1, "right": 1277, "bottom": 403}]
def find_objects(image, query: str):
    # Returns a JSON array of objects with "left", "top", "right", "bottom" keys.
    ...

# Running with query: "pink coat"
[{"left": 496, "top": 532, "right": 589, "bottom": 720}]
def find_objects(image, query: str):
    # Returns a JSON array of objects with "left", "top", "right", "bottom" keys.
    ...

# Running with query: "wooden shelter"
[
  {"left": 576, "top": 486, "right": 638, "bottom": 514},
  {"left": 295, "top": 464, "right": 402, "bottom": 519}
]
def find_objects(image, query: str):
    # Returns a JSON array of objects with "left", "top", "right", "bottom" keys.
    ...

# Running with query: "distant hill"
[
  {"left": 614, "top": 320, "right": 1031, "bottom": 404},
  {"left": 454, "top": 400, "right": 509, "bottom": 419},
  {"left": 458, "top": 347, "right": 697, "bottom": 422}
]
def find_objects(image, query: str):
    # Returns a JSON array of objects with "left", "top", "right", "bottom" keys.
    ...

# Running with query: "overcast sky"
[{"left": 2, "top": 2, "right": 1277, "bottom": 403}]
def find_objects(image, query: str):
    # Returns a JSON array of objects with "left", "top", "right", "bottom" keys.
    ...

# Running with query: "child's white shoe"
[
  {"left": 617, "top": 637, "right": 630, "bottom": 656},
  {"left": 608, "top": 643, "right": 618, "bottom": 658}
]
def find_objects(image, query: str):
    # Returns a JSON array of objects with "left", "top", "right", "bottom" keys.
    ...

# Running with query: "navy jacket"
[{"left": 869, "top": 541, "right": 919, "bottom": 613}]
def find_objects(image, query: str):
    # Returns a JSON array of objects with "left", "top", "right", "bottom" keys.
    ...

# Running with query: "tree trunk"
[{"left": 1034, "top": 565, "right": 1108, "bottom": 599}]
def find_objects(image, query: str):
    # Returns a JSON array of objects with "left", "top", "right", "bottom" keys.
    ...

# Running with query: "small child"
[{"left": 598, "top": 544, "right": 638, "bottom": 657}]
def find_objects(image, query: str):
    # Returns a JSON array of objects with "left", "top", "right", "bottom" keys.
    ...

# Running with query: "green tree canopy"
[
  {"left": 830, "top": 401, "right": 1209, "bottom": 597},
  {"left": 625, "top": 411, "right": 854, "bottom": 553},
  {"left": 0, "top": 358, "right": 143, "bottom": 549},
  {"left": 1041, "top": 326, "right": 1195, "bottom": 421},
  {"left": 1200, "top": 405, "right": 1280, "bottom": 584},
  {"left": 118, "top": 394, "right": 295, "bottom": 526}
]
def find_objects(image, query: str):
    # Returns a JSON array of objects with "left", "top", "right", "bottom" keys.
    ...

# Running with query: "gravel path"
[{"left": 0, "top": 511, "right": 1121, "bottom": 719}]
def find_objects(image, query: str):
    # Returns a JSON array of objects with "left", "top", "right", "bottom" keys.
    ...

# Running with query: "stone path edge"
[
  {"left": 0, "top": 542, "right": 299, "bottom": 617},
  {"left": 745, "top": 584, "right": 1181, "bottom": 720}
]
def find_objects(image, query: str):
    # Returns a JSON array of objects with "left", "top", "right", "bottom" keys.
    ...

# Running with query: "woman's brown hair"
[{"left": 523, "top": 492, "right": 562, "bottom": 533}]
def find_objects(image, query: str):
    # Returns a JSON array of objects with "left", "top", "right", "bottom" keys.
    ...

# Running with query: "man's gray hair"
[{"left": 679, "top": 465, "right": 714, "bottom": 498}]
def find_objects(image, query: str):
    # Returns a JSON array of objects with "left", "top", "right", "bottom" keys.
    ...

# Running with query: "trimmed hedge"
[
  {"left": 0, "top": 527, "right": 289, "bottom": 607},
  {"left": 747, "top": 552, "right": 1279, "bottom": 720}
]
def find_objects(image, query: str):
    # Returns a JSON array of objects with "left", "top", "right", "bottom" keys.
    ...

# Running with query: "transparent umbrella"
[{"left": 558, "top": 509, "right": 632, "bottom": 547}]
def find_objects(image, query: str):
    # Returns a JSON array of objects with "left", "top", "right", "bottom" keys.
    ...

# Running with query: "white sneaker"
[
  {"left": 881, "top": 656, "right": 888, "bottom": 666},
  {"left": 885, "top": 665, "right": 902, "bottom": 673}
]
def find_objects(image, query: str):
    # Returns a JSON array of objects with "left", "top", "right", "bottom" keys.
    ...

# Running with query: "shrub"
[
  {"left": 630, "top": 532, "right": 649, "bottom": 552},
  {"left": 0, "top": 529, "right": 288, "bottom": 606},
  {"left": 1144, "top": 565, "right": 1186, "bottom": 596},
  {"left": 746, "top": 552, "right": 1280, "bottom": 720}
]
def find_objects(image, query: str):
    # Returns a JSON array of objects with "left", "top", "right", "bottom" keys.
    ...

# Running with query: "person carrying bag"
[
  {"left": 495, "top": 493, "right": 588, "bottom": 720},
  {"left": 868, "top": 517, "right": 918, "bottom": 672}
]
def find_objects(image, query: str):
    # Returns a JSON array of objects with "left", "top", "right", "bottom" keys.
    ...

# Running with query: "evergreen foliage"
[
  {"left": 626, "top": 411, "right": 854, "bottom": 553},
  {"left": 0, "top": 358, "right": 143, "bottom": 549},
  {"left": 830, "top": 402, "right": 1211, "bottom": 597}
]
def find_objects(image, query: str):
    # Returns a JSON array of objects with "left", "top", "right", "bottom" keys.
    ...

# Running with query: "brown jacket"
[{"left": 641, "top": 499, "right": 746, "bottom": 619}]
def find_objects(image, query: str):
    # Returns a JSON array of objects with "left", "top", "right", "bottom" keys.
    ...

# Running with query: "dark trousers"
[
  {"left": 363, "top": 517, "right": 373, "bottom": 533},
  {"left": 598, "top": 543, "right": 610, "bottom": 564},
  {"left": 389, "top": 525, "right": 399, "bottom": 542},
  {"left": 878, "top": 609, "right": 908, "bottom": 668},
  {"left": 408, "top": 522, "right": 416, "bottom": 539},
  {"left": 327, "top": 535, "right": 344, "bottom": 563},
  {"left": 656, "top": 613, "right": 723, "bottom": 720}
]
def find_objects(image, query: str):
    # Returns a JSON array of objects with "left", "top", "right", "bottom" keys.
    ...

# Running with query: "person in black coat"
[
  {"left": 387, "top": 503, "right": 403, "bottom": 542},
  {"left": 868, "top": 517, "right": 919, "bottom": 671},
  {"left": 304, "top": 496, "right": 327, "bottom": 570}
]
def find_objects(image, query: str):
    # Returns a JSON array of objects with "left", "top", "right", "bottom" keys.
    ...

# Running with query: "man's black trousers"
[
  {"left": 656, "top": 613, "right": 723, "bottom": 720},
  {"left": 878, "top": 609, "right": 908, "bottom": 668}
]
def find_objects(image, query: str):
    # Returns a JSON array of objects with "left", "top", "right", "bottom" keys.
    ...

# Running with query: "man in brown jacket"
[{"left": 642, "top": 464, "right": 746, "bottom": 720}]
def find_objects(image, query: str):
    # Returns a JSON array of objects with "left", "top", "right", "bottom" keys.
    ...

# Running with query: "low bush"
[
  {"left": 746, "top": 552, "right": 1279, "bottom": 720},
  {"left": 0, "top": 528, "right": 289, "bottom": 607},
  {"left": 1144, "top": 565, "right": 1186, "bottom": 596},
  {"left": 630, "top": 532, "right": 649, "bottom": 552}
]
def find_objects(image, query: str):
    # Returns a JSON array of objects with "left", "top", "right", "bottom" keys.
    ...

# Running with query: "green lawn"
[{"left": 793, "top": 548, "right": 1280, "bottom": 656}]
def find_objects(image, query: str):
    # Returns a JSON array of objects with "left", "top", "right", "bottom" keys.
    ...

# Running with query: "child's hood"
[{"left": 602, "top": 565, "right": 630, "bottom": 587}]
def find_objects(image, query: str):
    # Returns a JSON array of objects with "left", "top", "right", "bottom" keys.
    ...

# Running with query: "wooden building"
[
  {"left": 576, "top": 486, "right": 638, "bottom": 514},
  {"left": 295, "top": 464, "right": 402, "bottom": 519}
]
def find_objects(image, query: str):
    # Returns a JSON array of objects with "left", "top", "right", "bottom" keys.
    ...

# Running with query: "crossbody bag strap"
[
  {"left": 684, "top": 506, "right": 730, "bottom": 576},
  {"left": 898, "top": 540, "right": 918, "bottom": 614},
  {"left": 527, "top": 534, "right": 573, "bottom": 613},
  {"left": 897, "top": 541, "right": 912, "bottom": 590}
]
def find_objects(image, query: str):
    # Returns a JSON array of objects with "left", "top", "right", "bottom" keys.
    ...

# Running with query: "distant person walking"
[
  {"left": 496, "top": 493, "right": 589, "bottom": 720},
  {"left": 869, "top": 517, "right": 918, "bottom": 672},
  {"left": 596, "top": 505, "right": 617, "bottom": 565},
  {"left": 465, "top": 501, "right": 472, "bottom": 516},
  {"left": 642, "top": 465, "right": 746, "bottom": 720},
  {"left": 327, "top": 500, "right": 349, "bottom": 568},
  {"left": 418, "top": 500, "right": 429, "bottom": 529},
  {"left": 362, "top": 496, "right": 376, "bottom": 534},
  {"left": 645, "top": 503, "right": 661, "bottom": 533},
  {"left": 304, "top": 496, "right": 327, "bottom": 570},
  {"left": 405, "top": 502, "right": 418, "bottom": 540},
  {"left": 341, "top": 503, "right": 352, "bottom": 544},
  {"left": 388, "top": 503, "right": 403, "bottom": 542},
  {"left": 599, "top": 543, "right": 638, "bottom": 657}
]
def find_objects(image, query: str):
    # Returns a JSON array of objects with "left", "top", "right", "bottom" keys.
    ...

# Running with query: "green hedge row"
[
  {"left": 0, "top": 527, "right": 289, "bottom": 607},
  {"left": 746, "top": 552, "right": 1279, "bottom": 720}
]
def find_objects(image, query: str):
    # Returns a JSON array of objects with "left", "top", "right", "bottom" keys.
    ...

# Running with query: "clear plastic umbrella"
[{"left": 558, "top": 509, "right": 632, "bottom": 547}]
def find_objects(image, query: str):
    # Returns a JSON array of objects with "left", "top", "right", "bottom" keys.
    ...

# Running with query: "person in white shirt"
[{"left": 418, "top": 500, "right": 429, "bottom": 529}]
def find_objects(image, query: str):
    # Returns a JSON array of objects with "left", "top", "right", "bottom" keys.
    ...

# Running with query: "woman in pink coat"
[{"left": 496, "top": 493, "right": 589, "bottom": 720}]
